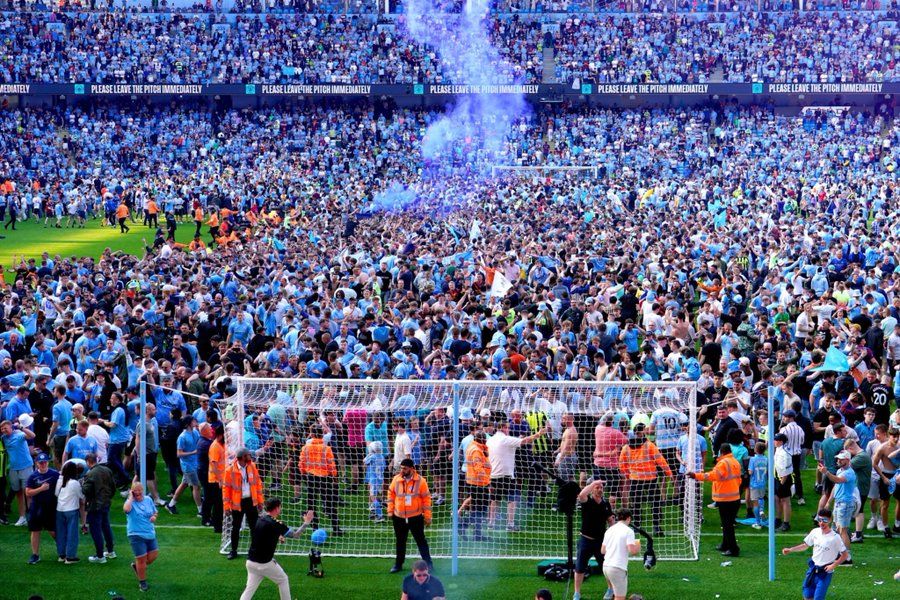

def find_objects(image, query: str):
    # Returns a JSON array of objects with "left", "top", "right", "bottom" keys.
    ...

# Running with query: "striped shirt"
[{"left": 781, "top": 422, "right": 805, "bottom": 456}]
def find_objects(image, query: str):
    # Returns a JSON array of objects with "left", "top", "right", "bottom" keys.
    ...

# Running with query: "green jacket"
[{"left": 82, "top": 463, "right": 116, "bottom": 511}]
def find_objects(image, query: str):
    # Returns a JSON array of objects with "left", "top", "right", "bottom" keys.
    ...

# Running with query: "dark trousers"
[
  {"left": 392, "top": 515, "right": 432, "bottom": 569},
  {"left": 87, "top": 506, "right": 114, "bottom": 558},
  {"left": 118, "top": 217, "right": 129, "bottom": 233},
  {"left": 0, "top": 476, "right": 8, "bottom": 518},
  {"left": 305, "top": 475, "right": 340, "bottom": 529},
  {"left": 160, "top": 438, "right": 181, "bottom": 493},
  {"left": 205, "top": 483, "right": 223, "bottom": 533},
  {"left": 463, "top": 485, "right": 491, "bottom": 537},
  {"left": 107, "top": 442, "right": 130, "bottom": 487},
  {"left": 230, "top": 498, "right": 259, "bottom": 554},
  {"left": 628, "top": 479, "right": 663, "bottom": 531},
  {"left": 791, "top": 453, "right": 805, "bottom": 499},
  {"left": 718, "top": 500, "right": 740, "bottom": 553}
]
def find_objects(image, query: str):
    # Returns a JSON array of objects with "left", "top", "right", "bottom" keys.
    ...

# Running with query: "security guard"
[
  {"left": 691, "top": 443, "right": 743, "bottom": 556},
  {"left": 387, "top": 458, "right": 433, "bottom": 574}
]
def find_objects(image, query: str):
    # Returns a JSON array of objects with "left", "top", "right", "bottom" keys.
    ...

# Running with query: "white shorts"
[{"left": 603, "top": 565, "right": 628, "bottom": 597}]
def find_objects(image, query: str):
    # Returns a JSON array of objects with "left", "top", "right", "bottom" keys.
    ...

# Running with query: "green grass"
[
  {"left": 0, "top": 218, "right": 897, "bottom": 598},
  {"left": 1, "top": 466, "right": 897, "bottom": 600},
  {"left": 0, "top": 217, "right": 197, "bottom": 270}
]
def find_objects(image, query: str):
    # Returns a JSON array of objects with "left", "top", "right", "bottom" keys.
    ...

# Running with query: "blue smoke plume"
[
  {"left": 371, "top": 182, "right": 418, "bottom": 213},
  {"left": 402, "top": 0, "right": 531, "bottom": 166}
]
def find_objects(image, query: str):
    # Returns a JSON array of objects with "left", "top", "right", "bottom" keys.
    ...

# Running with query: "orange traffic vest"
[
  {"left": 207, "top": 213, "right": 219, "bottom": 227},
  {"left": 299, "top": 438, "right": 337, "bottom": 477},
  {"left": 208, "top": 440, "right": 226, "bottom": 484},
  {"left": 387, "top": 470, "right": 432, "bottom": 520},
  {"left": 147, "top": 201, "right": 159, "bottom": 215},
  {"left": 116, "top": 204, "right": 129, "bottom": 219},
  {"left": 465, "top": 441, "right": 491, "bottom": 487},
  {"left": 194, "top": 207, "right": 203, "bottom": 221},
  {"left": 222, "top": 460, "right": 264, "bottom": 511},
  {"left": 619, "top": 441, "right": 672, "bottom": 481},
  {"left": 693, "top": 454, "right": 742, "bottom": 503}
]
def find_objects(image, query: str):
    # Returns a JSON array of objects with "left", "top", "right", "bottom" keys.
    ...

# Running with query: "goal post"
[
  {"left": 490, "top": 165, "right": 599, "bottom": 178},
  {"left": 219, "top": 378, "right": 700, "bottom": 563}
]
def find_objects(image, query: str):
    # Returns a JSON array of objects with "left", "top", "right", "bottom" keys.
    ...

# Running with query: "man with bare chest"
[{"left": 556, "top": 413, "right": 579, "bottom": 482}]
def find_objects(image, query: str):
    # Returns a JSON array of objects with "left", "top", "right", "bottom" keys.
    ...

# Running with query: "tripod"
[{"left": 532, "top": 462, "right": 580, "bottom": 575}]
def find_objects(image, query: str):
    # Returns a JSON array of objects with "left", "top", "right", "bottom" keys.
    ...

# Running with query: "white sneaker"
[
  {"left": 14, "top": 516, "right": 27, "bottom": 527},
  {"left": 707, "top": 502, "right": 717, "bottom": 509},
  {"left": 867, "top": 516, "right": 877, "bottom": 530},
  {"left": 120, "top": 491, "right": 130, "bottom": 498},
  {"left": 88, "top": 556, "right": 107, "bottom": 564},
  {"left": 104, "top": 551, "right": 117, "bottom": 559},
  {"left": 877, "top": 518, "right": 886, "bottom": 532},
  {"left": 155, "top": 499, "right": 167, "bottom": 506}
]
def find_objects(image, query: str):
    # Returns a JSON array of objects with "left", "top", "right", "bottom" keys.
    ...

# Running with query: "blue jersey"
[
  {"left": 125, "top": 496, "right": 157, "bottom": 539},
  {"left": 52, "top": 399, "right": 73, "bottom": 438},
  {"left": 675, "top": 432, "right": 707, "bottom": 474},
  {"left": 650, "top": 408, "right": 687, "bottom": 450},
  {"left": 748, "top": 454, "right": 768, "bottom": 490},
  {"left": 177, "top": 428, "right": 200, "bottom": 473},
  {"left": 2, "top": 430, "right": 33, "bottom": 470},
  {"left": 833, "top": 466, "right": 857, "bottom": 504},
  {"left": 64, "top": 434, "right": 98, "bottom": 461},
  {"left": 364, "top": 452, "right": 386, "bottom": 486},
  {"left": 109, "top": 406, "right": 131, "bottom": 444}
]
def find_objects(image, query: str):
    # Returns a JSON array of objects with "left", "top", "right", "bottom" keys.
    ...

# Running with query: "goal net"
[
  {"left": 220, "top": 378, "right": 700, "bottom": 562},
  {"left": 490, "top": 165, "right": 599, "bottom": 179}
]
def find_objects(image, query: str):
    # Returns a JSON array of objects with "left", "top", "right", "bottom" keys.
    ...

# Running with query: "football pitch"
[
  {"left": 0, "top": 218, "right": 197, "bottom": 270},
  {"left": 0, "top": 467, "right": 897, "bottom": 600}
]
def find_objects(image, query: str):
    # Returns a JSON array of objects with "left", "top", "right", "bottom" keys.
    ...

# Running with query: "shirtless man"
[
  {"left": 871, "top": 427, "right": 900, "bottom": 539},
  {"left": 556, "top": 413, "right": 579, "bottom": 482}
]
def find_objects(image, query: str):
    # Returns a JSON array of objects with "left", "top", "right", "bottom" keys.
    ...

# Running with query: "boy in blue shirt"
[
  {"left": 748, "top": 442, "right": 768, "bottom": 529},
  {"left": 364, "top": 441, "right": 386, "bottom": 523}
]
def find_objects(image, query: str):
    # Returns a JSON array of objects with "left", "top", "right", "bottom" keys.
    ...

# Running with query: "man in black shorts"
[
  {"left": 573, "top": 478, "right": 614, "bottom": 600},
  {"left": 25, "top": 453, "right": 60, "bottom": 564}
]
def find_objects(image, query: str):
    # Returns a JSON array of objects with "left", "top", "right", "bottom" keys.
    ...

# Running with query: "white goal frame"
[
  {"left": 490, "top": 165, "right": 599, "bottom": 178},
  {"left": 219, "top": 378, "right": 700, "bottom": 564}
]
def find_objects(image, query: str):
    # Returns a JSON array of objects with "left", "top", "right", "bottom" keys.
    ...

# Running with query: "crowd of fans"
[
  {"left": 554, "top": 11, "right": 898, "bottom": 84},
  {"left": 0, "top": 11, "right": 544, "bottom": 84},
  {"left": 0, "top": 0, "right": 894, "bottom": 12},
  {"left": 0, "top": 9, "right": 896, "bottom": 84},
  {"left": 0, "top": 95, "right": 898, "bottom": 595}
]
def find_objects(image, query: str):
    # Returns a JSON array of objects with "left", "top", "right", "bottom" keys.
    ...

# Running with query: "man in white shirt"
[
  {"left": 87, "top": 411, "right": 110, "bottom": 464},
  {"left": 773, "top": 433, "right": 794, "bottom": 532},
  {"left": 392, "top": 418, "right": 413, "bottom": 472},
  {"left": 486, "top": 419, "right": 547, "bottom": 532},
  {"left": 781, "top": 508, "right": 849, "bottom": 600},
  {"left": 601, "top": 508, "right": 641, "bottom": 600}
]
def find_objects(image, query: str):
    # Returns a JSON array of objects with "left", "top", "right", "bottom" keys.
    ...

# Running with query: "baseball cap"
[
  {"left": 35, "top": 453, "right": 51, "bottom": 463},
  {"left": 773, "top": 433, "right": 788, "bottom": 442},
  {"left": 782, "top": 409, "right": 797, "bottom": 418},
  {"left": 479, "top": 408, "right": 491, "bottom": 418},
  {"left": 835, "top": 451, "right": 851, "bottom": 461}
]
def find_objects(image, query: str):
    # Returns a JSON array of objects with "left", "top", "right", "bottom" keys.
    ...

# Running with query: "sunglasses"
[{"left": 815, "top": 517, "right": 830, "bottom": 524}]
